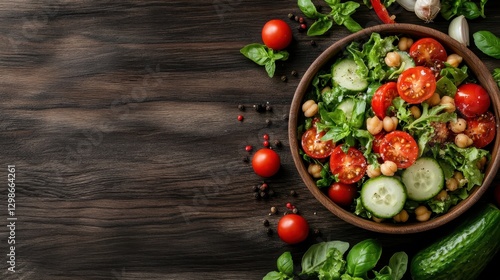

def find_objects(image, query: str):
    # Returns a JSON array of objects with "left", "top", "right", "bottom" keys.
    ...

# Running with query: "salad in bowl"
[{"left": 289, "top": 24, "right": 500, "bottom": 234}]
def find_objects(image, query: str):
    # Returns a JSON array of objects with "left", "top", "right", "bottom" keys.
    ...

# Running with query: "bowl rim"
[{"left": 288, "top": 23, "right": 500, "bottom": 234}]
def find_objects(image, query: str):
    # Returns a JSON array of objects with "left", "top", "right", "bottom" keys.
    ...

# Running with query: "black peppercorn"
[
  {"left": 254, "top": 104, "right": 265, "bottom": 112},
  {"left": 266, "top": 228, "right": 273, "bottom": 236},
  {"left": 254, "top": 192, "right": 260, "bottom": 199},
  {"left": 260, "top": 191, "right": 268, "bottom": 199},
  {"left": 238, "top": 104, "right": 245, "bottom": 111},
  {"left": 253, "top": 184, "right": 260, "bottom": 192},
  {"left": 265, "top": 119, "right": 272, "bottom": 127},
  {"left": 310, "top": 40, "right": 317, "bottom": 47},
  {"left": 266, "top": 104, "right": 273, "bottom": 112},
  {"left": 291, "top": 70, "right": 298, "bottom": 77},
  {"left": 314, "top": 228, "right": 322, "bottom": 236},
  {"left": 263, "top": 219, "right": 270, "bottom": 227},
  {"left": 268, "top": 189, "right": 275, "bottom": 197},
  {"left": 288, "top": 13, "right": 294, "bottom": 20},
  {"left": 290, "top": 190, "right": 297, "bottom": 197},
  {"left": 243, "top": 156, "right": 249, "bottom": 163},
  {"left": 274, "top": 139, "right": 282, "bottom": 148},
  {"left": 281, "top": 75, "right": 287, "bottom": 82}
]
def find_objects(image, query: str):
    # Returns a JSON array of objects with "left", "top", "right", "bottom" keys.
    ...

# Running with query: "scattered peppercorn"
[
  {"left": 300, "top": 23, "right": 307, "bottom": 30},
  {"left": 291, "top": 70, "right": 298, "bottom": 77},
  {"left": 281, "top": 75, "right": 287, "bottom": 82},
  {"left": 260, "top": 183, "right": 268, "bottom": 192},
  {"left": 314, "top": 228, "right": 322, "bottom": 236},
  {"left": 263, "top": 133, "right": 269, "bottom": 140},
  {"left": 310, "top": 40, "right": 317, "bottom": 47},
  {"left": 270, "top": 206, "right": 277, "bottom": 214},
  {"left": 286, "top": 202, "right": 293, "bottom": 209},
  {"left": 265, "top": 104, "right": 273, "bottom": 112},
  {"left": 263, "top": 219, "right": 270, "bottom": 227},
  {"left": 243, "top": 156, "right": 249, "bottom": 163},
  {"left": 265, "top": 119, "right": 272, "bottom": 127},
  {"left": 253, "top": 184, "right": 260, "bottom": 192},
  {"left": 292, "top": 208, "right": 298, "bottom": 214},
  {"left": 238, "top": 104, "right": 245, "bottom": 111},
  {"left": 266, "top": 228, "right": 273, "bottom": 236},
  {"left": 245, "top": 145, "right": 253, "bottom": 152},
  {"left": 290, "top": 190, "right": 297, "bottom": 197},
  {"left": 263, "top": 140, "right": 270, "bottom": 147},
  {"left": 268, "top": 189, "right": 275, "bottom": 197},
  {"left": 237, "top": 115, "right": 244, "bottom": 121},
  {"left": 274, "top": 139, "right": 282, "bottom": 148},
  {"left": 294, "top": 15, "right": 299, "bottom": 22},
  {"left": 288, "top": 13, "right": 295, "bottom": 20},
  {"left": 254, "top": 104, "right": 265, "bottom": 113},
  {"left": 254, "top": 192, "right": 260, "bottom": 199},
  {"left": 260, "top": 191, "right": 268, "bottom": 199},
  {"left": 299, "top": 17, "right": 305, "bottom": 24}
]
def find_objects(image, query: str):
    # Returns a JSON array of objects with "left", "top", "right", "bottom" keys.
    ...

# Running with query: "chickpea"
[
  {"left": 308, "top": 163, "right": 322, "bottom": 178},
  {"left": 415, "top": 205, "right": 432, "bottom": 222},
  {"left": 384, "top": 51, "right": 401, "bottom": 67},
  {"left": 398, "top": 37, "right": 413, "bottom": 51},
  {"left": 321, "top": 86, "right": 331, "bottom": 94},
  {"left": 367, "top": 116, "right": 383, "bottom": 135},
  {"left": 372, "top": 216, "right": 384, "bottom": 223},
  {"left": 302, "top": 100, "right": 319, "bottom": 118},
  {"left": 446, "top": 177, "right": 459, "bottom": 192},
  {"left": 453, "top": 171, "right": 466, "bottom": 188},
  {"left": 455, "top": 133, "right": 473, "bottom": 148},
  {"left": 383, "top": 116, "right": 398, "bottom": 132},
  {"left": 393, "top": 209, "right": 409, "bottom": 223},
  {"left": 476, "top": 156, "right": 487, "bottom": 170},
  {"left": 366, "top": 164, "right": 381, "bottom": 178},
  {"left": 380, "top": 160, "right": 398, "bottom": 176},
  {"left": 449, "top": 118, "right": 467, "bottom": 133},
  {"left": 435, "top": 189, "right": 448, "bottom": 201},
  {"left": 446, "top": 54, "right": 463, "bottom": 68},
  {"left": 410, "top": 106, "right": 421, "bottom": 118},
  {"left": 425, "top": 92, "right": 441, "bottom": 106},
  {"left": 440, "top": 96, "right": 456, "bottom": 113}
]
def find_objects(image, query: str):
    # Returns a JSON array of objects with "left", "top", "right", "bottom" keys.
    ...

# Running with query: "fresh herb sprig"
[
  {"left": 473, "top": 30, "right": 500, "bottom": 59},
  {"left": 297, "top": 0, "right": 362, "bottom": 36},
  {"left": 440, "top": 0, "right": 488, "bottom": 20},
  {"left": 264, "top": 239, "right": 408, "bottom": 280},
  {"left": 240, "top": 43, "right": 289, "bottom": 78}
]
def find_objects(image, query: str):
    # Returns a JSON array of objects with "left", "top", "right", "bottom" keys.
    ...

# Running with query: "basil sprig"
[
  {"left": 297, "top": 0, "right": 362, "bottom": 36},
  {"left": 240, "top": 43, "right": 289, "bottom": 78},
  {"left": 473, "top": 30, "right": 500, "bottom": 59},
  {"left": 440, "top": 0, "right": 488, "bottom": 20}
]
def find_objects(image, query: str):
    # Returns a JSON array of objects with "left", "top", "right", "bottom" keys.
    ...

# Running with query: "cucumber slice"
[
  {"left": 402, "top": 157, "right": 444, "bottom": 202},
  {"left": 361, "top": 176, "right": 406, "bottom": 219},
  {"left": 332, "top": 58, "right": 368, "bottom": 91},
  {"left": 336, "top": 98, "right": 355, "bottom": 120},
  {"left": 397, "top": 51, "right": 415, "bottom": 71}
]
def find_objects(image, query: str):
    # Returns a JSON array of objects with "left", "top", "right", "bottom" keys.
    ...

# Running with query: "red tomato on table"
[
  {"left": 252, "top": 148, "right": 280, "bottom": 177},
  {"left": 397, "top": 66, "right": 436, "bottom": 104},
  {"left": 277, "top": 214, "right": 309, "bottom": 244},
  {"left": 261, "top": 19, "right": 292, "bottom": 50},
  {"left": 329, "top": 145, "right": 367, "bottom": 184},
  {"left": 380, "top": 131, "right": 418, "bottom": 169}
]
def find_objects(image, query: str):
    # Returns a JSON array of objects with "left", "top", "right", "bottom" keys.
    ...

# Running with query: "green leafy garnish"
[{"left": 240, "top": 43, "right": 289, "bottom": 78}]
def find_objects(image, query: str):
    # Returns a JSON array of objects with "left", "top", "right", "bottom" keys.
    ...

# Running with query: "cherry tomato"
[
  {"left": 409, "top": 38, "right": 447, "bottom": 67},
  {"left": 261, "top": 19, "right": 292, "bottom": 50},
  {"left": 372, "top": 82, "right": 399, "bottom": 119},
  {"left": 252, "top": 148, "right": 280, "bottom": 177},
  {"left": 494, "top": 184, "right": 500, "bottom": 208},
  {"left": 277, "top": 214, "right": 309, "bottom": 244},
  {"left": 301, "top": 127, "right": 335, "bottom": 159},
  {"left": 329, "top": 145, "right": 367, "bottom": 184},
  {"left": 327, "top": 182, "right": 358, "bottom": 207},
  {"left": 372, "top": 132, "right": 387, "bottom": 154},
  {"left": 371, "top": 0, "right": 395, "bottom": 24},
  {"left": 455, "top": 83, "right": 491, "bottom": 118},
  {"left": 397, "top": 66, "right": 436, "bottom": 104},
  {"left": 380, "top": 131, "right": 418, "bottom": 169},
  {"left": 464, "top": 111, "right": 496, "bottom": 148}
]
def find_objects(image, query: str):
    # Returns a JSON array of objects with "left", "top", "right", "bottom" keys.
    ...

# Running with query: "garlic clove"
[
  {"left": 397, "top": 0, "right": 416, "bottom": 12},
  {"left": 414, "top": 0, "right": 441, "bottom": 23},
  {"left": 448, "top": 15, "right": 469, "bottom": 46}
]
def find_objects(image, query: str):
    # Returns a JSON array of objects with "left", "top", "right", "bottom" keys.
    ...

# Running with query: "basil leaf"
[
  {"left": 388, "top": 252, "right": 408, "bottom": 280},
  {"left": 263, "top": 271, "right": 289, "bottom": 280},
  {"left": 461, "top": 2, "right": 481, "bottom": 19},
  {"left": 298, "top": 0, "right": 319, "bottom": 18},
  {"left": 343, "top": 16, "right": 362, "bottom": 33},
  {"left": 346, "top": 239, "right": 382, "bottom": 277},
  {"left": 265, "top": 60, "right": 276, "bottom": 78},
  {"left": 301, "top": 241, "right": 350, "bottom": 275},
  {"left": 277, "top": 252, "right": 294, "bottom": 276},
  {"left": 307, "top": 16, "right": 334, "bottom": 36},
  {"left": 473, "top": 31, "right": 500, "bottom": 59},
  {"left": 240, "top": 43, "right": 270, "bottom": 65}
]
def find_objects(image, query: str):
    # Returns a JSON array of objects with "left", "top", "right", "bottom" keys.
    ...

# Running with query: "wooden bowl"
[{"left": 288, "top": 23, "right": 500, "bottom": 234}]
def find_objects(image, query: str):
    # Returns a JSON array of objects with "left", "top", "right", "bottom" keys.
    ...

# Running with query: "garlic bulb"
[
  {"left": 448, "top": 15, "right": 469, "bottom": 46},
  {"left": 396, "top": 0, "right": 416, "bottom": 12},
  {"left": 414, "top": 0, "right": 441, "bottom": 23}
]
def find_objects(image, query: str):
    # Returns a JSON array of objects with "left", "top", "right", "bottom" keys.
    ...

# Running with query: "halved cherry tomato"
[
  {"left": 455, "top": 83, "right": 491, "bottom": 118},
  {"left": 277, "top": 213, "right": 309, "bottom": 245},
  {"left": 371, "top": 0, "right": 396, "bottom": 24},
  {"left": 380, "top": 131, "right": 418, "bottom": 169},
  {"left": 464, "top": 111, "right": 496, "bottom": 148},
  {"left": 301, "top": 127, "right": 335, "bottom": 159},
  {"left": 397, "top": 66, "right": 436, "bottom": 104},
  {"left": 329, "top": 145, "right": 367, "bottom": 184},
  {"left": 261, "top": 19, "right": 292, "bottom": 51},
  {"left": 409, "top": 38, "right": 447, "bottom": 67},
  {"left": 372, "top": 82, "right": 399, "bottom": 119},
  {"left": 327, "top": 182, "right": 358, "bottom": 207}
]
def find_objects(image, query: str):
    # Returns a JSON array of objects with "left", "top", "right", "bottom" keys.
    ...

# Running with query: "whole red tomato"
[
  {"left": 261, "top": 19, "right": 292, "bottom": 50},
  {"left": 252, "top": 148, "right": 280, "bottom": 177},
  {"left": 277, "top": 214, "right": 309, "bottom": 244},
  {"left": 494, "top": 184, "right": 500, "bottom": 208},
  {"left": 327, "top": 182, "right": 358, "bottom": 207}
]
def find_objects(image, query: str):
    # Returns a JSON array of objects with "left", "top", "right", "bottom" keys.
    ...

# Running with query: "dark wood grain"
[{"left": 0, "top": 1, "right": 499, "bottom": 279}]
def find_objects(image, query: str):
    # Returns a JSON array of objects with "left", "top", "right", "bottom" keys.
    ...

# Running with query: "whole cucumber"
[{"left": 410, "top": 203, "right": 500, "bottom": 280}]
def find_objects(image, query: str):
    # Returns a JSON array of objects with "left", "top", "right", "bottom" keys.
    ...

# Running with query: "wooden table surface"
[{"left": 1, "top": 1, "right": 499, "bottom": 279}]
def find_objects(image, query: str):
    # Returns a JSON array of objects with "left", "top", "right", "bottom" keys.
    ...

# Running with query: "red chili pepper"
[{"left": 371, "top": 0, "right": 396, "bottom": 24}]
